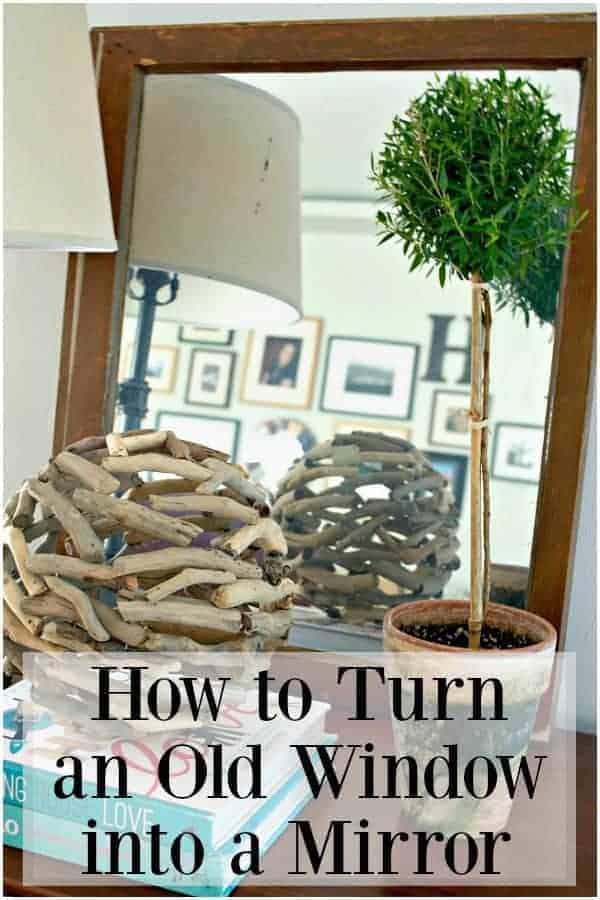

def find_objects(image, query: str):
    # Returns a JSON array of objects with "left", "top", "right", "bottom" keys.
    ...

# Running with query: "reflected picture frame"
[
  {"left": 241, "top": 316, "right": 323, "bottom": 410},
  {"left": 492, "top": 421, "right": 545, "bottom": 484},
  {"left": 320, "top": 336, "right": 419, "bottom": 420},
  {"left": 120, "top": 343, "right": 179, "bottom": 394},
  {"left": 428, "top": 389, "right": 474, "bottom": 449},
  {"left": 178, "top": 325, "right": 233, "bottom": 345},
  {"left": 185, "top": 348, "right": 236, "bottom": 409}
]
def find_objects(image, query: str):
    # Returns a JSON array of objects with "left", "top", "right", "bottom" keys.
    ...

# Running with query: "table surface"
[{"left": 4, "top": 730, "right": 596, "bottom": 898}]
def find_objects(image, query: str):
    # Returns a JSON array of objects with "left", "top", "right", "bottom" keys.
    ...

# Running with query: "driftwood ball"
[
  {"left": 273, "top": 431, "right": 461, "bottom": 620},
  {"left": 3, "top": 429, "right": 297, "bottom": 672}
]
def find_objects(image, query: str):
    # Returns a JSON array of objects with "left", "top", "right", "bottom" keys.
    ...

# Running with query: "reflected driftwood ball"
[
  {"left": 2, "top": 429, "right": 300, "bottom": 674},
  {"left": 273, "top": 431, "right": 461, "bottom": 621}
]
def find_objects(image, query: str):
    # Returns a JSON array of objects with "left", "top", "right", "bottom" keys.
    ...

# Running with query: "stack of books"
[{"left": 3, "top": 679, "right": 331, "bottom": 895}]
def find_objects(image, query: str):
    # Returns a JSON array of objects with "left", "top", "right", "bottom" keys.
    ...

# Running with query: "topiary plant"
[
  {"left": 372, "top": 70, "right": 581, "bottom": 648},
  {"left": 492, "top": 211, "right": 568, "bottom": 327}
]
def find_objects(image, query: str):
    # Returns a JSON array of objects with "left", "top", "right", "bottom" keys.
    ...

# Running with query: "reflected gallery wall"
[{"left": 115, "top": 68, "right": 579, "bottom": 603}]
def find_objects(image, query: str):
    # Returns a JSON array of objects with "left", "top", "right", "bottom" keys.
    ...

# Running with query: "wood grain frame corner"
[{"left": 52, "top": 14, "right": 596, "bottom": 640}]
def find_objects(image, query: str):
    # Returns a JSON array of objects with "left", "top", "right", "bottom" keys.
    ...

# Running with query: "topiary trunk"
[{"left": 469, "top": 274, "right": 492, "bottom": 650}]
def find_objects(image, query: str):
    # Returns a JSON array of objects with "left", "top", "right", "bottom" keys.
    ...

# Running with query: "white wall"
[
  {"left": 87, "top": 3, "right": 595, "bottom": 27},
  {"left": 3, "top": 251, "right": 67, "bottom": 498},
  {"left": 563, "top": 379, "right": 596, "bottom": 732},
  {"left": 3, "top": 3, "right": 595, "bottom": 731}
]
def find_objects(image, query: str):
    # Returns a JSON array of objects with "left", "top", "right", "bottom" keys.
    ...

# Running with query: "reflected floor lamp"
[{"left": 118, "top": 74, "right": 303, "bottom": 433}]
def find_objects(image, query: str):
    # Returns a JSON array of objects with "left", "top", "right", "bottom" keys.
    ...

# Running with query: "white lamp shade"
[
  {"left": 4, "top": 4, "right": 116, "bottom": 252},
  {"left": 129, "top": 75, "right": 302, "bottom": 328}
]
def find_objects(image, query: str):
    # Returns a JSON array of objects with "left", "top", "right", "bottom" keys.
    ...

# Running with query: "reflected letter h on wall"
[{"left": 421, "top": 315, "right": 471, "bottom": 385}]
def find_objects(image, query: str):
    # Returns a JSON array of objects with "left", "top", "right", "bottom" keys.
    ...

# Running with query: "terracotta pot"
[
  {"left": 384, "top": 598, "right": 556, "bottom": 653},
  {"left": 382, "top": 599, "right": 557, "bottom": 832},
  {"left": 384, "top": 599, "right": 556, "bottom": 697}
]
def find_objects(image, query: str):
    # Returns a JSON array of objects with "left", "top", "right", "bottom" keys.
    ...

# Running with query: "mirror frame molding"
[{"left": 53, "top": 14, "right": 596, "bottom": 642}]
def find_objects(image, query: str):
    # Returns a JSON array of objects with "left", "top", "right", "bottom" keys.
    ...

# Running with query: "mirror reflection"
[{"left": 114, "top": 68, "right": 580, "bottom": 637}]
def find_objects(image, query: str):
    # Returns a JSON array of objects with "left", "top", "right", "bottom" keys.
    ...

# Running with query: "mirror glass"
[{"left": 113, "top": 68, "right": 580, "bottom": 633}]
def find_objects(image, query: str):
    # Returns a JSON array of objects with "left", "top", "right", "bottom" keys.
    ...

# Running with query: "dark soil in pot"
[{"left": 399, "top": 621, "right": 536, "bottom": 649}]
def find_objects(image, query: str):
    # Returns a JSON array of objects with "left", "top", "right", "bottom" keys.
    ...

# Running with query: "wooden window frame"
[{"left": 53, "top": 13, "right": 596, "bottom": 643}]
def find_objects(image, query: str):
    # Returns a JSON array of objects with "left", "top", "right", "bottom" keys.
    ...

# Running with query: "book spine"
[
  {"left": 3, "top": 758, "right": 214, "bottom": 844},
  {"left": 3, "top": 780, "right": 315, "bottom": 898},
  {"left": 3, "top": 802, "right": 22, "bottom": 848},
  {"left": 3, "top": 739, "right": 330, "bottom": 851},
  {"left": 3, "top": 800, "right": 226, "bottom": 896}
]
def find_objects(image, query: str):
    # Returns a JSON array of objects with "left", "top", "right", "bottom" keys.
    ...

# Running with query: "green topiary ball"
[
  {"left": 491, "top": 212, "right": 567, "bottom": 326},
  {"left": 371, "top": 70, "right": 579, "bottom": 296}
]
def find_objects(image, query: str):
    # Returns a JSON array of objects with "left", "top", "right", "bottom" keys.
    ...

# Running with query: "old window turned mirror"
[{"left": 54, "top": 14, "right": 595, "bottom": 647}]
